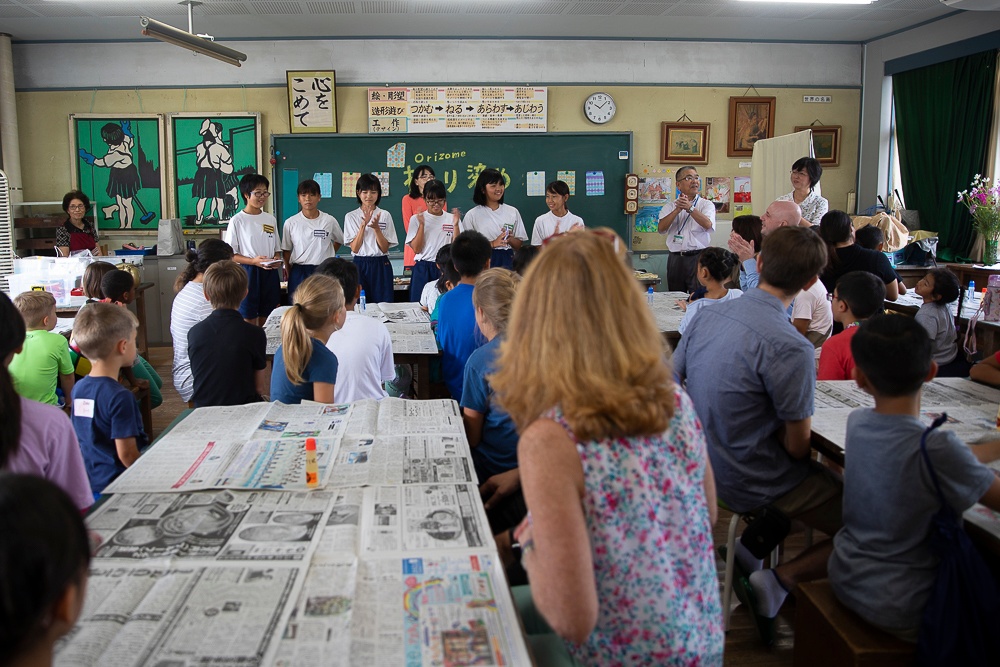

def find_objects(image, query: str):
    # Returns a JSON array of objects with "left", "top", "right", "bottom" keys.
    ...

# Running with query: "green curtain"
[{"left": 893, "top": 50, "right": 996, "bottom": 260}]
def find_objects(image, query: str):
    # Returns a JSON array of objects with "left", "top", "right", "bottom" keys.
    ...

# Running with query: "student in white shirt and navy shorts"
[
  {"left": 281, "top": 179, "right": 344, "bottom": 300},
  {"left": 224, "top": 173, "right": 282, "bottom": 326},
  {"left": 343, "top": 174, "right": 398, "bottom": 304},
  {"left": 406, "top": 179, "right": 457, "bottom": 302},
  {"left": 461, "top": 168, "right": 527, "bottom": 270}
]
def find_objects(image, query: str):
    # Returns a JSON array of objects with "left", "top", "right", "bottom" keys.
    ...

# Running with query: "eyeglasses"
[
  {"left": 424, "top": 198, "right": 445, "bottom": 205},
  {"left": 251, "top": 190, "right": 270, "bottom": 198},
  {"left": 67, "top": 205, "right": 87, "bottom": 210},
  {"left": 827, "top": 292, "right": 840, "bottom": 302},
  {"left": 416, "top": 173, "right": 434, "bottom": 180},
  {"left": 679, "top": 175, "right": 700, "bottom": 182}
]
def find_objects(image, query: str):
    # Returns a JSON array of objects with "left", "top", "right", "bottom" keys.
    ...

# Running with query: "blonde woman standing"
[
  {"left": 492, "top": 230, "right": 723, "bottom": 666},
  {"left": 270, "top": 274, "right": 346, "bottom": 404}
]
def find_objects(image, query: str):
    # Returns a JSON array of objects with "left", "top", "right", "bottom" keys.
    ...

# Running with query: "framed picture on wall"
[
  {"left": 70, "top": 114, "right": 166, "bottom": 232},
  {"left": 660, "top": 122, "right": 710, "bottom": 164},
  {"left": 287, "top": 70, "right": 338, "bottom": 133},
  {"left": 727, "top": 96, "right": 776, "bottom": 157},
  {"left": 796, "top": 125, "right": 841, "bottom": 167},
  {"left": 168, "top": 113, "right": 262, "bottom": 228}
]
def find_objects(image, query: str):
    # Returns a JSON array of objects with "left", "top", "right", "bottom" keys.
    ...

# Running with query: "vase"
[{"left": 985, "top": 239, "right": 999, "bottom": 266}]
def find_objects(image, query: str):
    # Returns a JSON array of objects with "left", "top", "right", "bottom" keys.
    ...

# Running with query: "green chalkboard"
[{"left": 271, "top": 132, "right": 632, "bottom": 250}]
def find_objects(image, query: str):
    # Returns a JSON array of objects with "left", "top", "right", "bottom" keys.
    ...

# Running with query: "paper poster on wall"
[
  {"left": 705, "top": 177, "right": 732, "bottom": 215},
  {"left": 585, "top": 171, "right": 604, "bottom": 197},
  {"left": 638, "top": 176, "right": 672, "bottom": 205},
  {"left": 313, "top": 173, "right": 333, "bottom": 198},
  {"left": 634, "top": 205, "right": 662, "bottom": 233},
  {"left": 71, "top": 114, "right": 166, "bottom": 231},
  {"left": 734, "top": 176, "right": 751, "bottom": 202},
  {"left": 387, "top": 142, "right": 406, "bottom": 168},
  {"left": 373, "top": 172, "right": 390, "bottom": 197},
  {"left": 342, "top": 172, "right": 362, "bottom": 198},
  {"left": 526, "top": 171, "right": 545, "bottom": 196},
  {"left": 733, "top": 203, "right": 753, "bottom": 216},
  {"left": 169, "top": 113, "right": 261, "bottom": 228},
  {"left": 557, "top": 170, "right": 576, "bottom": 195}
]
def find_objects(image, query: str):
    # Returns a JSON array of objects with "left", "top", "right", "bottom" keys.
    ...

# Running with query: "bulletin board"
[{"left": 270, "top": 132, "right": 633, "bottom": 248}]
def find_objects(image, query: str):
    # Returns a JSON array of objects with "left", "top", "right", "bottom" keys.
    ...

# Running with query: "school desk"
[
  {"left": 882, "top": 291, "right": 1000, "bottom": 359},
  {"left": 811, "top": 377, "right": 1000, "bottom": 559}
]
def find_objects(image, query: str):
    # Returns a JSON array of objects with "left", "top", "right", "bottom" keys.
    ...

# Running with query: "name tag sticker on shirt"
[
  {"left": 263, "top": 224, "right": 275, "bottom": 234},
  {"left": 673, "top": 235, "right": 684, "bottom": 243},
  {"left": 74, "top": 398, "right": 95, "bottom": 419},
  {"left": 313, "top": 230, "right": 329, "bottom": 239},
  {"left": 443, "top": 224, "right": 455, "bottom": 236}
]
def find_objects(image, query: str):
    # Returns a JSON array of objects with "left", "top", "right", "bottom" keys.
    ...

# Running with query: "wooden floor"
[{"left": 145, "top": 345, "right": 806, "bottom": 665}]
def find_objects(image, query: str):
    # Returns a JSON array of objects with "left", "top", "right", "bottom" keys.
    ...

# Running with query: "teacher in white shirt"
[{"left": 658, "top": 166, "right": 716, "bottom": 292}]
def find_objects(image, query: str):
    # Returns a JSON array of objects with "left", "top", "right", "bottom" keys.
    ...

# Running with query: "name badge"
[
  {"left": 673, "top": 235, "right": 684, "bottom": 243},
  {"left": 442, "top": 223, "right": 455, "bottom": 236},
  {"left": 263, "top": 224, "right": 275, "bottom": 234},
  {"left": 312, "top": 229, "right": 329, "bottom": 239},
  {"left": 74, "top": 398, "right": 95, "bottom": 419}
]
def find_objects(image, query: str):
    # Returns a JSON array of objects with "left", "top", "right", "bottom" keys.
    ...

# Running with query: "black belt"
[{"left": 672, "top": 249, "right": 703, "bottom": 257}]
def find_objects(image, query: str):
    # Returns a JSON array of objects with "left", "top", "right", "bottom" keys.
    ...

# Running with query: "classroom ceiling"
[{"left": 0, "top": 0, "right": 970, "bottom": 44}]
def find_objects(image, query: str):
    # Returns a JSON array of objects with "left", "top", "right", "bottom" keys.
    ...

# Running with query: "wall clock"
[{"left": 584, "top": 92, "right": 616, "bottom": 124}]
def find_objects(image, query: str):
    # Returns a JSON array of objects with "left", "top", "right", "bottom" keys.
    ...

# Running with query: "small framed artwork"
[
  {"left": 660, "top": 122, "right": 710, "bottom": 165},
  {"left": 796, "top": 125, "right": 841, "bottom": 167},
  {"left": 728, "top": 96, "right": 776, "bottom": 157},
  {"left": 287, "top": 70, "right": 337, "bottom": 133}
]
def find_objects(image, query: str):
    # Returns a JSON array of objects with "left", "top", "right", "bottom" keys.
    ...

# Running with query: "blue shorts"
[
  {"left": 288, "top": 263, "right": 317, "bottom": 301},
  {"left": 354, "top": 255, "right": 394, "bottom": 304},
  {"left": 410, "top": 260, "right": 440, "bottom": 302},
  {"left": 490, "top": 248, "right": 514, "bottom": 270},
  {"left": 239, "top": 265, "right": 281, "bottom": 319}
]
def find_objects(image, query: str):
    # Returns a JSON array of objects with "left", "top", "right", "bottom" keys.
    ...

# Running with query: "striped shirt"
[{"left": 170, "top": 281, "right": 213, "bottom": 402}]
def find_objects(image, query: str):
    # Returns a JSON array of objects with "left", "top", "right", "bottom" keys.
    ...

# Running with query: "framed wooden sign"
[
  {"left": 661, "top": 122, "right": 710, "bottom": 165},
  {"left": 728, "top": 96, "right": 775, "bottom": 157},
  {"left": 796, "top": 125, "right": 841, "bottom": 167},
  {"left": 288, "top": 70, "right": 337, "bottom": 133}
]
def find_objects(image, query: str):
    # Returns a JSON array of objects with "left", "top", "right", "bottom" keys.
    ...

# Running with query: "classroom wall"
[{"left": 14, "top": 84, "right": 860, "bottom": 241}]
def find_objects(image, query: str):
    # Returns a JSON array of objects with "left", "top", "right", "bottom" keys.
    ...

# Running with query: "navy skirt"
[
  {"left": 354, "top": 255, "right": 394, "bottom": 304},
  {"left": 239, "top": 264, "right": 281, "bottom": 319},
  {"left": 410, "top": 260, "right": 441, "bottom": 302},
  {"left": 490, "top": 247, "right": 514, "bottom": 270},
  {"left": 288, "top": 263, "right": 317, "bottom": 301}
]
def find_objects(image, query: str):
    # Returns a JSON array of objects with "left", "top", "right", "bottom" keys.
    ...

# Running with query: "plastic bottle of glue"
[{"left": 305, "top": 437, "right": 319, "bottom": 488}]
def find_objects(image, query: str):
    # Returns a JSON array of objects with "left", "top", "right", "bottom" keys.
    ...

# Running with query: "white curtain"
[{"left": 750, "top": 130, "right": 815, "bottom": 215}]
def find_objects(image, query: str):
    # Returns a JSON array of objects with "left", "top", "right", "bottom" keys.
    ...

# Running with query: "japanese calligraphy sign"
[
  {"left": 287, "top": 71, "right": 337, "bottom": 134},
  {"left": 367, "top": 87, "right": 547, "bottom": 134}
]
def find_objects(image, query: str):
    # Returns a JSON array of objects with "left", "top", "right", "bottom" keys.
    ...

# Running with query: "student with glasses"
[
  {"left": 657, "top": 166, "right": 716, "bottom": 292},
  {"left": 223, "top": 174, "right": 282, "bottom": 326},
  {"left": 402, "top": 164, "right": 436, "bottom": 271},
  {"left": 405, "top": 179, "right": 459, "bottom": 301}
]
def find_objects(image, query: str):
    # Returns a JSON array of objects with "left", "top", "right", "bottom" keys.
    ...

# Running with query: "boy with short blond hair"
[
  {"left": 9, "top": 290, "right": 74, "bottom": 406},
  {"left": 71, "top": 302, "right": 146, "bottom": 494},
  {"left": 188, "top": 260, "right": 268, "bottom": 408}
]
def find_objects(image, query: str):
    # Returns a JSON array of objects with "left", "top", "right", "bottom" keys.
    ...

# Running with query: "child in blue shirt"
[
  {"left": 461, "top": 268, "right": 523, "bottom": 532},
  {"left": 70, "top": 302, "right": 146, "bottom": 495},
  {"left": 829, "top": 314, "right": 1000, "bottom": 641},
  {"left": 436, "top": 230, "right": 491, "bottom": 400},
  {"left": 271, "top": 274, "right": 345, "bottom": 404}
]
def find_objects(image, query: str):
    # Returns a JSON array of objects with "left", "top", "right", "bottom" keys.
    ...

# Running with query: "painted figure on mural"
[
  {"left": 78, "top": 121, "right": 153, "bottom": 229},
  {"left": 192, "top": 119, "right": 238, "bottom": 225}
]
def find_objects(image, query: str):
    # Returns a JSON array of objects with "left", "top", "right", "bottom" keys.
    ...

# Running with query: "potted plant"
[{"left": 958, "top": 175, "right": 1000, "bottom": 265}]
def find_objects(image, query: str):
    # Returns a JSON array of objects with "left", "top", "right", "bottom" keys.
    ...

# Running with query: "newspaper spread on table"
[
  {"left": 385, "top": 322, "right": 439, "bottom": 354},
  {"left": 60, "top": 399, "right": 526, "bottom": 666},
  {"left": 647, "top": 290, "right": 687, "bottom": 334}
]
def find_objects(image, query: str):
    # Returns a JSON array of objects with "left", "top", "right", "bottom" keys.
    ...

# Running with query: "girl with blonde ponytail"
[{"left": 270, "top": 274, "right": 346, "bottom": 404}]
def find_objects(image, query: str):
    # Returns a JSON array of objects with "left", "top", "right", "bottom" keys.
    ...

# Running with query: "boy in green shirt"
[{"left": 10, "top": 290, "right": 74, "bottom": 406}]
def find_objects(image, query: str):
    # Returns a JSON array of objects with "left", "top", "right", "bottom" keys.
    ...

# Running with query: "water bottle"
[
  {"left": 359, "top": 289, "right": 367, "bottom": 313},
  {"left": 647, "top": 285, "right": 654, "bottom": 306},
  {"left": 967, "top": 281, "right": 976, "bottom": 305}
]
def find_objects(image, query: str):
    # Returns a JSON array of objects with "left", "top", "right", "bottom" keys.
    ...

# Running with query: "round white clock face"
[{"left": 584, "top": 92, "right": 616, "bottom": 124}]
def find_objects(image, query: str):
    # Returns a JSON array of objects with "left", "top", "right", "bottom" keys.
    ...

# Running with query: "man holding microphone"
[{"left": 658, "top": 165, "right": 716, "bottom": 292}]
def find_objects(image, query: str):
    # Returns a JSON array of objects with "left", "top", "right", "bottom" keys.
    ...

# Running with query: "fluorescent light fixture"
[
  {"left": 139, "top": 16, "right": 247, "bottom": 67},
  {"left": 735, "top": 0, "right": 874, "bottom": 4}
]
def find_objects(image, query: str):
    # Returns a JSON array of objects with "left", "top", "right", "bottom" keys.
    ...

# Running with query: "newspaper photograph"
[
  {"left": 274, "top": 559, "right": 358, "bottom": 667},
  {"left": 330, "top": 434, "right": 474, "bottom": 488},
  {"left": 89, "top": 490, "right": 332, "bottom": 563},
  {"left": 350, "top": 553, "right": 531, "bottom": 666},
  {"left": 648, "top": 290, "right": 687, "bottom": 334},
  {"left": 362, "top": 484, "right": 489, "bottom": 554},
  {"left": 54, "top": 564, "right": 301, "bottom": 667},
  {"left": 377, "top": 302, "right": 431, "bottom": 323}
]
